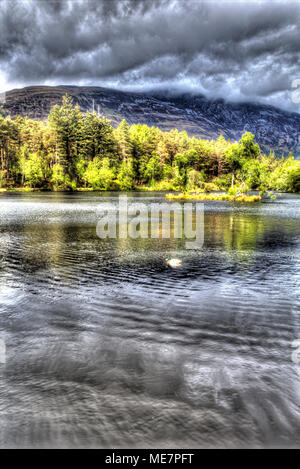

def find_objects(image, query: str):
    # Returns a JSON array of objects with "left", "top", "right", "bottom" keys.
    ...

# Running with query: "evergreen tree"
[
  {"left": 115, "top": 119, "right": 133, "bottom": 161},
  {"left": 48, "top": 94, "right": 82, "bottom": 176}
]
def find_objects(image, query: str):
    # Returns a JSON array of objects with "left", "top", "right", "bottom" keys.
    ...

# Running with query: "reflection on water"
[{"left": 0, "top": 191, "right": 299, "bottom": 448}]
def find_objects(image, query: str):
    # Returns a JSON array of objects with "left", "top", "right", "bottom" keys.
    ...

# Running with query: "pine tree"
[
  {"left": 115, "top": 119, "right": 133, "bottom": 161},
  {"left": 48, "top": 94, "right": 82, "bottom": 176}
]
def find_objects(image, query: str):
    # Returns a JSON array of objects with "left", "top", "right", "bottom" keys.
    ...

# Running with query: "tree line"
[{"left": 0, "top": 94, "right": 299, "bottom": 193}]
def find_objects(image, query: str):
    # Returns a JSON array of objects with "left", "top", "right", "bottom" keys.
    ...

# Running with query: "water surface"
[{"left": 0, "top": 191, "right": 299, "bottom": 448}]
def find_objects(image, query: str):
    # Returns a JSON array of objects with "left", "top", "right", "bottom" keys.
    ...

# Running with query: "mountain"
[{"left": 2, "top": 85, "right": 300, "bottom": 156}]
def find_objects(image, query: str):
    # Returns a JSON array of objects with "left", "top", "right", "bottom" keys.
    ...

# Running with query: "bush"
[
  {"left": 287, "top": 166, "right": 300, "bottom": 192},
  {"left": 51, "top": 163, "right": 67, "bottom": 190},
  {"left": 187, "top": 169, "right": 205, "bottom": 190},
  {"left": 22, "top": 152, "right": 45, "bottom": 188},
  {"left": 213, "top": 174, "right": 232, "bottom": 190},
  {"left": 83, "top": 157, "right": 116, "bottom": 190},
  {"left": 203, "top": 182, "right": 220, "bottom": 192},
  {"left": 116, "top": 159, "right": 135, "bottom": 190}
]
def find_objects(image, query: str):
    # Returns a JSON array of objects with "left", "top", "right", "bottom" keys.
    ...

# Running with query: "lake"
[{"left": 0, "top": 191, "right": 299, "bottom": 448}]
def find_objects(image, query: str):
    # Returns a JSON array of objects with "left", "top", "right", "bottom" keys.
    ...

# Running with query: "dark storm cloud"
[{"left": 0, "top": 0, "right": 299, "bottom": 111}]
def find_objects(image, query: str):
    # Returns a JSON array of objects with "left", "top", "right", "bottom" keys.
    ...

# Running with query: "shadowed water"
[{"left": 0, "top": 191, "right": 299, "bottom": 448}]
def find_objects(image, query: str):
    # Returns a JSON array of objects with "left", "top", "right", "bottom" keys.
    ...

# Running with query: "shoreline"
[{"left": 0, "top": 188, "right": 298, "bottom": 198}]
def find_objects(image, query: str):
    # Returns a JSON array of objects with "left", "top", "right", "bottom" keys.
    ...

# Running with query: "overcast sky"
[{"left": 0, "top": 0, "right": 299, "bottom": 112}]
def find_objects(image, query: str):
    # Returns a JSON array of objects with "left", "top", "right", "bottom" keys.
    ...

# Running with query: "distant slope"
[{"left": 3, "top": 85, "right": 300, "bottom": 156}]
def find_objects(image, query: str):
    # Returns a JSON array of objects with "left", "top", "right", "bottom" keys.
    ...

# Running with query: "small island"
[{"left": 166, "top": 191, "right": 262, "bottom": 203}]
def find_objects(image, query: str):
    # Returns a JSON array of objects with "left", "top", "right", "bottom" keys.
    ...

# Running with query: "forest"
[{"left": 0, "top": 95, "right": 299, "bottom": 193}]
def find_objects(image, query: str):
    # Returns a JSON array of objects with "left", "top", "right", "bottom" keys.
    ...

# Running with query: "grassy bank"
[
  {"left": 0, "top": 187, "right": 41, "bottom": 192},
  {"left": 166, "top": 192, "right": 262, "bottom": 202}
]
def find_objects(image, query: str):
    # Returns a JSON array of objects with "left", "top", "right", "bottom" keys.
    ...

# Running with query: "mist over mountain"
[{"left": 3, "top": 85, "right": 300, "bottom": 157}]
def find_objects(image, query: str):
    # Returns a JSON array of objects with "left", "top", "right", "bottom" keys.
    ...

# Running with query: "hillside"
[{"left": 2, "top": 85, "right": 300, "bottom": 156}]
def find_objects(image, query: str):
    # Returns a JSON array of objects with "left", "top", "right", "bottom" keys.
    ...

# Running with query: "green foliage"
[
  {"left": 48, "top": 95, "right": 82, "bottom": 175},
  {"left": 228, "top": 184, "right": 243, "bottom": 197},
  {"left": 116, "top": 159, "right": 135, "bottom": 190},
  {"left": 243, "top": 159, "right": 262, "bottom": 189},
  {"left": 213, "top": 174, "right": 233, "bottom": 190},
  {"left": 266, "top": 156, "right": 300, "bottom": 192},
  {"left": 115, "top": 119, "right": 133, "bottom": 161},
  {"left": 83, "top": 157, "right": 116, "bottom": 190},
  {"left": 0, "top": 94, "right": 299, "bottom": 193},
  {"left": 187, "top": 169, "right": 205, "bottom": 190},
  {"left": 239, "top": 132, "right": 260, "bottom": 160},
  {"left": 287, "top": 165, "right": 300, "bottom": 192},
  {"left": 163, "top": 163, "right": 173, "bottom": 180},
  {"left": 18, "top": 149, "right": 49, "bottom": 188},
  {"left": 0, "top": 170, "right": 7, "bottom": 188},
  {"left": 80, "top": 112, "right": 116, "bottom": 162},
  {"left": 225, "top": 143, "right": 243, "bottom": 179},
  {"left": 22, "top": 153, "right": 45, "bottom": 187},
  {"left": 144, "top": 154, "right": 163, "bottom": 183},
  {"left": 75, "top": 158, "right": 87, "bottom": 184},
  {"left": 51, "top": 163, "right": 71, "bottom": 190}
]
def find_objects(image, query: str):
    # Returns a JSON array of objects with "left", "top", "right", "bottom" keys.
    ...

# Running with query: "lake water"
[{"left": 0, "top": 191, "right": 299, "bottom": 448}]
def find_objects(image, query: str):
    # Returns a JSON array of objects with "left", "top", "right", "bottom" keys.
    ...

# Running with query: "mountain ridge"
[{"left": 2, "top": 85, "right": 300, "bottom": 157}]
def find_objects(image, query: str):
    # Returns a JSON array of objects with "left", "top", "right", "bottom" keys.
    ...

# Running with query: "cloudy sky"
[{"left": 0, "top": 0, "right": 299, "bottom": 111}]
